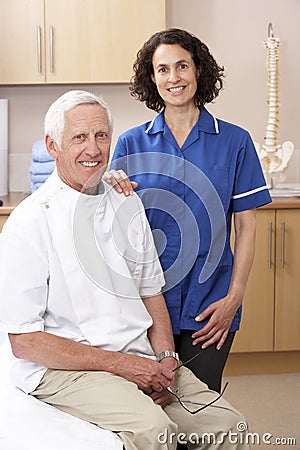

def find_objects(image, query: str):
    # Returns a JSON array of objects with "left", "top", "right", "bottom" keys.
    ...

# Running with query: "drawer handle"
[
  {"left": 268, "top": 221, "right": 272, "bottom": 269},
  {"left": 37, "top": 26, "right": 41, "bottom": 73},
  {"left": 281, "top": 220, "right": 285, "bottom": 268},
  {"left": 49, "top": 26, "right": 54, "bottom": 73}
]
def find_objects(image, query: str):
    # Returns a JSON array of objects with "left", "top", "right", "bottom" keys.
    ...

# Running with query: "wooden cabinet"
[
  {"left": 231, "top": 209, "right": 275, "bottom": 352},
  {"left": 274, "top": 209, "right": 300, "bottom": 350},
  {"left": 0, "top": 0, "right": 166, "bottom": 84},
  {"left": 0, "top": 215, "right": 9, "bottom": 232},
  {"left": 0, "top": 0, "right": 44, "bottom": 84},
  {"left": 232, "top": 200, "right": 300, "bottom": 353}
]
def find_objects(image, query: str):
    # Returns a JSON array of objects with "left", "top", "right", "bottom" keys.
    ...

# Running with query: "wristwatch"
[{"left": 157, "top": 350, "right": 179, "bottom": 363}]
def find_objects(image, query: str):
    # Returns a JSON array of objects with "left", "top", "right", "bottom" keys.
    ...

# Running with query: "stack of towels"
[{"left": 29, "top": 140, "right": 55, "bottom": 192}]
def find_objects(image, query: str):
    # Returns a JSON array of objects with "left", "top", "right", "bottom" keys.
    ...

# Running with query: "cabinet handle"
[
  {"left": 49, "top": 26, "right": 54, "bottom": 73},
  {"left": 37, "top": 26, "right": 42, "bottom": 73},
  {"left": 281, "top": 220, "right": 285, "bottom": 268},
  {"left": 268, "top": 221, "right": 272, "bottom": 269}
]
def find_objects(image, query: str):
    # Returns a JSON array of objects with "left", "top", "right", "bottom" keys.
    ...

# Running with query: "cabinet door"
[
  {"left": 0, "top": 0, "right": 45, "bottom": 84},
  {"left": 0, "top": 215, "right": 9, "bottom": 232},
  {"left": 275, "top": 209, "right": 300, "bottom": 351},
  {"left": 231, "top": 210, "right": 275, "bottom": 352},
  {"left": 45, "top": 0, "right": 166, "bottom": 83}
]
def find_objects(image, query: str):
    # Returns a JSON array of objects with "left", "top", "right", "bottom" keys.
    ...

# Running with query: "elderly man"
[{"left": 0, "top": 90, "right": 249, "bottom": 450}]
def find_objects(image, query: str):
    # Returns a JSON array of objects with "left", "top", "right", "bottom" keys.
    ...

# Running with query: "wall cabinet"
[
  {"left": 232, "top": 202, "right": 300, "bottom": 353},
  {"left": 0, "top": 0, "right": 166, "bottom": 84}
]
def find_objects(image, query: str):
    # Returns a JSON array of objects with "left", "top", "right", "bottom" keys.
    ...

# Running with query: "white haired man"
[{"left": 0, "top": 90, "right": 249, "bottom": 450}]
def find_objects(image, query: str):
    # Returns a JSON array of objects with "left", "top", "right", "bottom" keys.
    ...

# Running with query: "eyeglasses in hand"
[{"left": 167, "top": 350, "right": 229, "bottom": 414}]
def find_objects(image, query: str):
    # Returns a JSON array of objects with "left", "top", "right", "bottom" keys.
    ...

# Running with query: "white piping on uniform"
[
  {"left": 213, "top": 117, "right": 219, "bottom": 134},
  {"left": 145, "top": 117, "right": 156, "bottom": 134},
  {"left": 232, "top": 185, "right": 269, "bottom": 200}
]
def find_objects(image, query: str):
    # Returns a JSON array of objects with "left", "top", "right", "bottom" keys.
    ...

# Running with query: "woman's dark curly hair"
[{"left": 130, "top": 28, "right": 225, "bottom": 112}]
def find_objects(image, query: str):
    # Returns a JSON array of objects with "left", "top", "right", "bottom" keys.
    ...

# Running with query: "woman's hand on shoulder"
[{"left": 103, "top": 169, "right": 138, "bottom": 197}]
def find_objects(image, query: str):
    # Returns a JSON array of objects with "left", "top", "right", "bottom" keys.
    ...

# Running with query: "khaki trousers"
[{"left": 30, "top": 366, "right": 249, "bottom": 450}]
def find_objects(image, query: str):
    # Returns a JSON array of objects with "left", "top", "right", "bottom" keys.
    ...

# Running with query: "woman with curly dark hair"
[
  {"left": 110, "top": 28, "right": 271, "bottom": 393},
  {"left": 129, "top": 27, "right": 224, "bottom": 113}
]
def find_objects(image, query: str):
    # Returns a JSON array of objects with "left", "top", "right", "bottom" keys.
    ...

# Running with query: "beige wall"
[
  {"left": 167, "top": 0, "right": 300, "bottom": 148},
  {"left": 1, "top": 0, "right": 299, "bottom": 191}
]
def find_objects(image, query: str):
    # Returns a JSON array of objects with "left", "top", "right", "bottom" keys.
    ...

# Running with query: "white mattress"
[{"left": 0, "top": 334, "right": 123, "bottom": 450}]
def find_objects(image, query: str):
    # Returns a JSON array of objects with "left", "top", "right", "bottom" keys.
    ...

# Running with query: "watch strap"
[{"left": 157, "top": 350, "right": 179, "bottom": 362}]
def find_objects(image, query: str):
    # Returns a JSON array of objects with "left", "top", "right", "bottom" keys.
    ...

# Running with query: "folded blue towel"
[
  {"left": 29, "top": 140, "right": 56, "bottom": 192},
  {"left": 30, "top": 173, "right": 52, "bottom": 184},
  {"left": 29, "top": 169, "right": 53, "bottom": 192},
  {"left": 30, "top": 182, "right": 44, "bottom": 192},
  {"left": 32, "top": 140, "right": 54, "bottom": 163},
  {"left": 29, "top": 160, "right": 56, "bottom": 176}
]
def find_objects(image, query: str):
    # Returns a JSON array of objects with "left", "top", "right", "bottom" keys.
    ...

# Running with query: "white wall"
[
  {"left": 1, "top": 0, "right": 299, "bottom": 191},
  {"left": 167, "top": 0, "right": 300, "bottom": 147}
]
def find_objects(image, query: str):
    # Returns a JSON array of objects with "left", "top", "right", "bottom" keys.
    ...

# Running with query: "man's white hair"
[{"left": 44, "top": 90, "right": 113, "bottom": 148}]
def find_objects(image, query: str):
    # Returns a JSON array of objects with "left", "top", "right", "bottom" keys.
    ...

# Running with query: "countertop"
[
  {"left": 0, "top": 192, "right": 29, "bottom": 214},
  {"left": 1, "top": 192, "right": 300, "bottom": 215},
  {"left": 260, "top": 196, "right": 300, "bottom": 210}
]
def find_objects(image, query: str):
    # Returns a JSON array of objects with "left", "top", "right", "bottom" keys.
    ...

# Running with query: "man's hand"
[
  {"left": 147, "top": 357, "right": 178, "bottom": 407},
  {"left": 116, "top": 353, "right": 175, "bottom": 394},
  {"left": 103, "top": 170, "right": 138, "bottom": 196},
  {"left": 148, "top": 388, "right": 174, "bottom": 407}
]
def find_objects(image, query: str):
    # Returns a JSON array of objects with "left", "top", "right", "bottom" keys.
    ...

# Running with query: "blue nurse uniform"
[{"left": 111, "top": 108, "right": 271, "bottom": 334}]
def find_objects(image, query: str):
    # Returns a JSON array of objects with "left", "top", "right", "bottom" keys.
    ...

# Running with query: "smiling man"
[
  {"left": 46, "top": 93, "right": 112, "bottom": 194},
  {"left": 0, "top": 90, "right": 250, "bottom": 450}
]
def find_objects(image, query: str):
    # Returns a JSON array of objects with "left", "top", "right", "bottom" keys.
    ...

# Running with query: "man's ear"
[{"left": 45, "top": 135, "right": 59, "bottom": 160}]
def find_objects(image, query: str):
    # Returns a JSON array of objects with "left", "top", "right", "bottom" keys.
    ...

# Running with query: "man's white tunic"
[{"left": 0, "top": 170, "right": 165, "bottom": 393}]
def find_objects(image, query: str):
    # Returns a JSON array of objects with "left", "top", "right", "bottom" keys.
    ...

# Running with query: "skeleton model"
[{"left": 255, "top": 23, "right": 294, "bottom": 188}]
